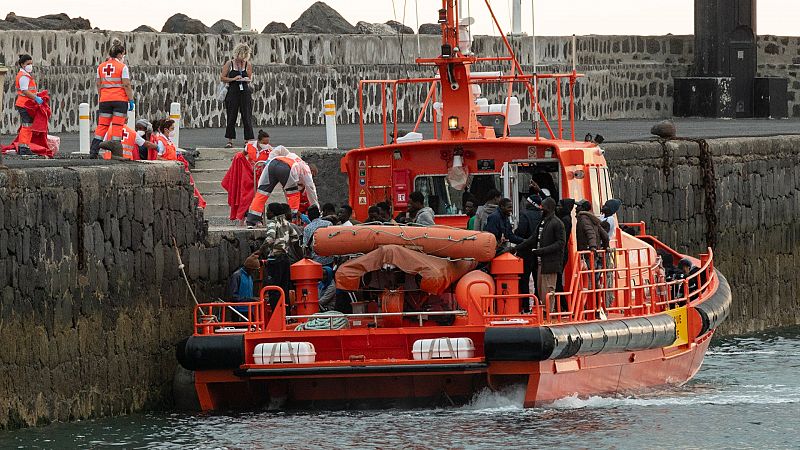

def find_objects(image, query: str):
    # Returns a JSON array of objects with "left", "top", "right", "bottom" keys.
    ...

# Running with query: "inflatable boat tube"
[
  {"left": 176, "top": 334, "right": 245, "bottom": 371},
  {"left": 312, "top": 225, "right": 497, "bottom": 262},
  {"left": 694, "top": 270, "right": 732, "bottom": 336},
  {"left": 485, "top": 313, "right": 677, "bottom": 362}
]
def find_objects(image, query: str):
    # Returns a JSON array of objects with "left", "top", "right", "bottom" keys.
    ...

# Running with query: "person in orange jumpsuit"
[
  {"left": 13, "top": 54, "right": 42, "bottom": 156},
  {"left": 91, "top": 40, "right": 134, "bottom": 159}
]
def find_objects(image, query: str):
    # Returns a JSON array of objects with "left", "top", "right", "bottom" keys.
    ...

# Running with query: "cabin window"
[
  {"left": 589, "top": 167, "right": 601, "bottom": 215},
  {"left": 414, "top": 174, "right": 503, "bottom": 215}
]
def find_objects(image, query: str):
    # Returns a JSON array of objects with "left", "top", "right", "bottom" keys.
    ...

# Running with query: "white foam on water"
[
  {"left": 549, "top": 389, "right": 800, "bottom": 409},
  {"left": 706, "top": 350, "right": 778, "bottom": 356},
  {"left": 461, "top": 385, "right": 527, "bottom": 412}
]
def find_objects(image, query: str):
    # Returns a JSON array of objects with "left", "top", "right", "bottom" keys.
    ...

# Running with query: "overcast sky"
[{"left": 1, "top": 1, "right": 797, "bottom": 36}]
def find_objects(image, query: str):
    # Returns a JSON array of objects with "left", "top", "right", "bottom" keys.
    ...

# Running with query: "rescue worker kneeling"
[
  {"left": 98, "top": 123, "right": 157, "bottom": 160},
  {"left": 246, "top": 146, "right": 319, "bottom": 226}
]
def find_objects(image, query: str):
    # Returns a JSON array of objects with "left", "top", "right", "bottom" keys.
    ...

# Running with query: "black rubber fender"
[
  {"left": 695, "top": 270, "right": 732, "bottom": 335},
  {"left": 176, "top": 334, "right": 245, "bottom": 371},
  {"left": 484, "top": 327, "right": 556, "bottom": 361}
]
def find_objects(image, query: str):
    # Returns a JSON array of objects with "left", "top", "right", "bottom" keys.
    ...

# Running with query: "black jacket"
[
  {"left": 576, "top": 211, "right": 609, "bottom": 250},
  {"left": 516, "top": 213, "right": 565, "bottom": 274}
]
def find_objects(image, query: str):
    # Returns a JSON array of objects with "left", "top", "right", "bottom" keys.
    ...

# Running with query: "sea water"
[{"left": 3, "top": 327, "right": 799, "bottom": 449}]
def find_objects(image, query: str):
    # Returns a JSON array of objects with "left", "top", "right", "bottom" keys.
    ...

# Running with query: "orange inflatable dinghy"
[{"left": 312, "top": 225, "right": 497, "bottom": 262}]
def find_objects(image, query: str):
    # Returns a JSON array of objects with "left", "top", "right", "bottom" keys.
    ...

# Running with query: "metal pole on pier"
[
  {"left": 512, "top": 0, "right": 522, "bottom": 35},
  {"left": 241, "top": 0, "right": 252, "bottom": 32},
  {"left": 79, "top": 103, "right": 90, "bottom": 154},
  {"left": 324, "top": 100, "right": 338, "bottom": 149},
  {"left": 170, "top": 102, "right": 181, "bottom": 148}
]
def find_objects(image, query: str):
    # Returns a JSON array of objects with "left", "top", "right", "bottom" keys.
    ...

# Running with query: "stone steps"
[{"left": 193, "top": 146, "right": 328, "bottom": 223}]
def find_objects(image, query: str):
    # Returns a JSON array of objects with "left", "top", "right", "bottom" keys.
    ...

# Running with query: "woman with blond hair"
[{"left": 220, "top": 42, "right": 254, "bottom": 148}]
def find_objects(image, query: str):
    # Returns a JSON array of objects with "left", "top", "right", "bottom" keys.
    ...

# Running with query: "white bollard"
[
  {"left": 324, "top": 99, "right": 337, "bottom": 149},
  {"left": 241, "top": 0, "right": 252, "bottom": 32},
  {"left": 127, "top": 104, "right": 136, "bottom": 130},
  {"left": 169, "top": 102, "right": 181, "bottom": 148},
  {"left": 79, "top": 102, "right": 90, "bottom": 154}
]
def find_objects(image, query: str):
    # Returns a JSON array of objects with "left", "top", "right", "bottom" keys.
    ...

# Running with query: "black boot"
[{"left": 89, "top": 138, "right": 102, "bottom": 159}]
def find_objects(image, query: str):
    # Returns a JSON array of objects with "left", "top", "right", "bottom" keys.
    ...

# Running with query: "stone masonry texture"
[
  {"left": 1, "top": 32, "right": 798, "bottom": 134},
  {"left": 0, "top": 160, "right": 262, "bottom": 430}
]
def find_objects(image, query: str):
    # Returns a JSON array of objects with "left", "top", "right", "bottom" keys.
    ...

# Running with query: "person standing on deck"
[
  {"left": 515, "top": 197, "right": 565, "bottom": 311},
  {"left": 409, "top": 191, "right": 435, "bottom": 226},
  {"left": 221, "top": 43, "right": 255, "bottom": 148},
  {"left": 464, "top": 198, "right": 478, "bottom": 230},
  {"left": 484, "top": 198, "right": 523, "bottom": 250},
  {"left": 91, "top": 40, "right": 134, "bottom": 159},
  {"left": 13, "top": 54, "right": 42, "bottom": 156},
  {"left": 258, "top": 203, "right": 299, "bottom": 311},
  {"left": 472, "top": 189, "right": 501, "bottom": 231},
  {"left": 514, "top": 195, "right": 543, "bottom": 296}
]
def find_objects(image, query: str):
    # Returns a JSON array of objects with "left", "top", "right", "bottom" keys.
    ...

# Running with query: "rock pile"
[
  {"left": 290, "top": 1, "right": 357, "bottom": 34},
  {"left": 161, "top": 13, "right": 210, "bottom": 34},
  {"left": 0, "top": 12, "right": 91, "bottom": 30}
]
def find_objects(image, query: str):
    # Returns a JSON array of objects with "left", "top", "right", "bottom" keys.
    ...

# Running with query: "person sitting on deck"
[
  {"left": 376, "top": 201, "right": 397, "bottom": 224},
  {"left": 409, "top": 191, "right": 435, "bottom": 226},
  {"left": 484, "top": 198, "right": 523, "bottom": 251},
  {"left": 463, "top": 197, "right": 478, "bottom": 230},
  {"left": 472, "top": 189, "right": 501, "bottom": 231},
  {"left": 302, "top": 205, "right": 334, "bottom": 266},
  {"left": 318, "top": 266, "right": 337, "bottom": 311},
  {"left": 337, "top": 204, "right": 360, "bottom": 226},
  {"left": 225, "top": 252, "right": 261, "bottom": 322},
  {"left": 367, "top": 206, "right": 382, "bottom": 223}
]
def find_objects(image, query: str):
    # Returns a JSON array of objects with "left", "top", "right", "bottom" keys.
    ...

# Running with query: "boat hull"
[{"left": 192, "top": 331, "right": 713, "bottom": 410}]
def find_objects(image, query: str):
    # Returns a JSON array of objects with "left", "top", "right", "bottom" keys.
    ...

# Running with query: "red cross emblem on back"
[
  {"left": 122, "top": 129, "right": 130, "bottom": 141},
  {"left": 102, "top": 63, "right": 115, "bottom": 77}
]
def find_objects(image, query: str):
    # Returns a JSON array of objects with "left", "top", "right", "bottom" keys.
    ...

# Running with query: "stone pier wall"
[
  {"left": 1, "top": 31, "right": 798, "bottom": 134},
  {"left": 0, "top": 160, "right": 261, "bottom": 430},
  {"left": 604, "top": 135, "right": 800, "bottom": 335}
]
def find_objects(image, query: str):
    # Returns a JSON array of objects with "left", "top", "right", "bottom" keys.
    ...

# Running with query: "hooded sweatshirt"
[
  {"left": 413, "top": 206, "right": 436, "bottom": 226},
  {"left": 472, "top": 203, "right": 498, "bottom": 231}
]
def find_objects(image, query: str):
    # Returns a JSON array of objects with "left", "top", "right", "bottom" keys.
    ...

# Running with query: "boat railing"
[
  {"left": 192, "top": 300, "right": 266, "bottom": 335},
  {"left": 357, "top": 71, "right": 583, "bottom": 149}
]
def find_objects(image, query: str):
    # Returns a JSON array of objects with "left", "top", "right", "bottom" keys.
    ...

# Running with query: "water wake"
[{"left": 462, "top": 385, "right": 527, "bottom": 411}]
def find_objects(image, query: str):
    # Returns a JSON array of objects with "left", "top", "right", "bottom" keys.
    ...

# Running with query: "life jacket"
[
  {"left": 15, "top": 69, "right": 37, "bottom": 108},
  {"left": 97, "top": 58, "right": 129, "bottom": 103},
  {"left": 245, "top": 142, "right": 270, "bottom": 164},
  {"left": 153, "top": 133, "right": 177, "bottom": 160}
]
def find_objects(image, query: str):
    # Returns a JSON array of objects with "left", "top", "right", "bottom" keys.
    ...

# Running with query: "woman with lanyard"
[
  {"left": 13, "top": 54, "right": 43, "bottom": 156},
  {"left": 220, "top": 43, "right": 254, "bottom": 148}
]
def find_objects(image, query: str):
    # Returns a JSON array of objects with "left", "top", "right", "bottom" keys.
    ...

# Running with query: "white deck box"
[
  {"left": 254, "top": 342, "right": 316, "bottom": 364},
  {"left": 412, "top": 337, "right": 475, "bottom": 360}
]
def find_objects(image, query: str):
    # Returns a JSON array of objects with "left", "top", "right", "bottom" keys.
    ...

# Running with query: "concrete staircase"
[{"left": 192, "top": 147, "right": 300, "bottom": 227}]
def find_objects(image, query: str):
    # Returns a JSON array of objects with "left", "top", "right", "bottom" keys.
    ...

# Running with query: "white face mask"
[
  {"left": 136, "top": 130, "right": 145, "bottom": 137},
  {"left": 259, "top": 143, "right": 270, "bottom": 150},
  {"left": 168, "top": 130, "right": 175, "bottom": 138},
  {"left": 23, "top": 64, "right": 33, "bottom": 73}
]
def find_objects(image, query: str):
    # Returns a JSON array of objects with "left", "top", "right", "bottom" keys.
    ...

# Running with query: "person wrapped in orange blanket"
[
  {"left": 221, "top": 130, "right": 272, "bottom": 221},
  {"left": 1, "top": 54, "right": 53, "bottom": 157}
]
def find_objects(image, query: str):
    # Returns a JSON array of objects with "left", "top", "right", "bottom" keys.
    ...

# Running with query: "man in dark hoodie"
[
  {"left": 484, "top": 198, "right": 524, "bottom": 250},
  {"left": 515, "top": 197, "right": 565, "bottom": 310},
  {"left": 555, "top": 198, "right": 575, "bottom": 296},
  {"left": 472, "top": 189, "right": 501, "bottom": 231},
  {"left": 515, "top": 194, "right": 543, "bottom": 296}
]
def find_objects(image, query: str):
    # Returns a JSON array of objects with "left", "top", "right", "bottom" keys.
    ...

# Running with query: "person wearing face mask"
[
  {"left": 91, "top": 40, "right": 134, "bottom": 159},
  {"left": 151, "top": 119, "right": 178, "bottom": 160},
  {"left": 134, "top": 119, "right": 157, "bottom": 160},
  {"left": 244, "top": 129, "right": 272, "bottom": 165},
  {"left": 13, "top": 54, "right": 43, "bottom": 156}
]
